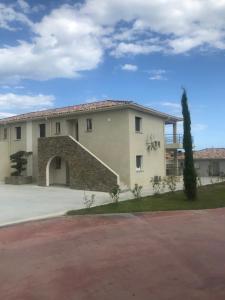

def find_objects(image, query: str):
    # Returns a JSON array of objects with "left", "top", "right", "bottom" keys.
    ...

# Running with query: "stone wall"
[{"left": 38, "top": 136, "right": 119, "bottom": 192}]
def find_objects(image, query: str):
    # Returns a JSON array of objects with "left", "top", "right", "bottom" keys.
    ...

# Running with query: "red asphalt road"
[{"left": 1, "top": 209, "right": 225, "bottom": 300}]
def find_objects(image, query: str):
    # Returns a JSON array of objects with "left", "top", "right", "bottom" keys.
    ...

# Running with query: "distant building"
[{"left": 179, "top": 148, "right": 225, "bottom": 177}]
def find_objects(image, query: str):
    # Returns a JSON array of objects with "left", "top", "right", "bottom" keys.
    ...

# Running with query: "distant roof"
[
  {"left": 179, "top": 148, "right": 225, "bottom": 160},
  {"left": 0, "top": 100, "right": 182, "bottom": 125}
]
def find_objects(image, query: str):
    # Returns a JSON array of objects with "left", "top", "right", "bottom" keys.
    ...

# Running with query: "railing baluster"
[{"left": 165, "top": 134, "right": 184, "bottom": 145}]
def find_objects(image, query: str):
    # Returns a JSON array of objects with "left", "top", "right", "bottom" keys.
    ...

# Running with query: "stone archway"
[
  {"left": 46, "top": 156, "right": 69, "bottom": 187},
  {"left": 38, "top": 136, "right": 119, "bottom": 192}
]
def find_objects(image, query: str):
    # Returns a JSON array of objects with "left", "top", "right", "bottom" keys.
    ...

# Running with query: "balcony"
[{"left": 165, "top": 134, "right": 183, "bottom": 149}]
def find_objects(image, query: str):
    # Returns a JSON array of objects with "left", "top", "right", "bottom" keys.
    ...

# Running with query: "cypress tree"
[{"left": 181, "top": 89, "right": 197, "bottom": 200}]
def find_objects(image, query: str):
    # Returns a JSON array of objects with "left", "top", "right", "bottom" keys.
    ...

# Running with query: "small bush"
[
  {"left": 83, "top": 193, "right": 95, "bottom": 209},
  {"left": 10, "top": 151, "right": 32, "bottom": 176},
  {"left": 109, "top": 185, "right": 121, "bottom": 203},
  {"left": 150, "top": 177, "right": 162, "bottom": 195},
  {"left": 220, "top": 172, "right": 225, "bottom": 182},
  {"left": 165, "top": 176, "right": 179, "bottom": 192},
  {"left": 132, "top": 183, "right": 143, "bottom": 199},
  {"left": 197, "top": 176, "right": 202, "bottom": 187},
  {"left": 210, "top": 177, "right": 214, "bottom": 184}
]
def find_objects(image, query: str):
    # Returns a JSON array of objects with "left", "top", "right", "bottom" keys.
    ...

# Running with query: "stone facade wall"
[{"left": 38, "top": 136, "right": 119, "bottom": 192}]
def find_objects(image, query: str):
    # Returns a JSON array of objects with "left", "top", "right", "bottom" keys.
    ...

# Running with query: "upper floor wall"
[{"left": 0, "top": 141, "right": 10, "bottom": 181}]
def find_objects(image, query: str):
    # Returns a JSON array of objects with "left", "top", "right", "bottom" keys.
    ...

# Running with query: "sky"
[{"left": 0, "top": 0, "right": 225, "bottom": 149}]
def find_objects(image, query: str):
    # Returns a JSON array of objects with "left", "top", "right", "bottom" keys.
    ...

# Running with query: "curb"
[{"left": 0, "top": 211, "right": 66, "bottom": 229}]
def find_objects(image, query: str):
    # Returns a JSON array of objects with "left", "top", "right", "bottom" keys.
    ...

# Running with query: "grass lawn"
[{"left": 67, "top": 182, "right": 225, "bottom": 215}]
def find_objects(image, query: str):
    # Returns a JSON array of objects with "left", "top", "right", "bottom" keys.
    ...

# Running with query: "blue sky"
[{"left": 0, "top": 0, "right": 225, "bottom": 149}]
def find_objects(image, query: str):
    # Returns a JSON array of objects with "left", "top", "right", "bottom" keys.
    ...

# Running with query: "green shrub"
[
  {"left": 132, "top": 184, "right": 143, "bottom": 199},
  {"left": 109, "top": 185, "right": 121, "bottom": 203},
  {"left": 10, "top": 151, "right": 32, "bottom": 176}
]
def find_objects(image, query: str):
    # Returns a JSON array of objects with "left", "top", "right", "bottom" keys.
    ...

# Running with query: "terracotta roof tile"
[
  {"left": 0, "top": 100, "right": 132, "bottom": 124},
  {"left": 179, "top": 148, "right": 225, "bottom": 160},
  {"left": 0, "top": 99, "right": 182, "bottom": 124}
]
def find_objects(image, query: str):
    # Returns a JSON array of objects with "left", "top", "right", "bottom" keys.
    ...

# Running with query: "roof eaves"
[
  {"left": 0, "top": 102, "right": 131, "bottom": 125},
  {"left": 0, "top": 100, "right": 183, "bottom": 125},
  {"left": 128, "top": 102, "right": 183, "bottom": 122}
]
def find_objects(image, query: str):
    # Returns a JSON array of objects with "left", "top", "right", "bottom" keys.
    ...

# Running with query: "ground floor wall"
[
  {"left": 195, "top": 159, "right": 225, "bottom": 177},
  {"left": 38, "top": 136, "right": 119, "bottom": 192},
  {"left": 129, "top": 151, "right": 166, "bottom": 189},
  {"left": 0, "top": 142, "right": 10, "bottom": 181}
]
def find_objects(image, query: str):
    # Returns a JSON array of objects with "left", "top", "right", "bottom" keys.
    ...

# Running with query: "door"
[{"left": 68, "top": 120, "right": 79, "bottom": 141}]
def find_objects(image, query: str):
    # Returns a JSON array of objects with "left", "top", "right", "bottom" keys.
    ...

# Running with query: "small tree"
[
  {"left": 165, "top": 176, "right": 179, "bottom": 192},
  {"left": 181, "top": 89, "right": 197, "bottom": 200},
  {"left": 150, "top": 177, "right": 162, "bottom": 195},
  {"left": 132, "top": 183, "right": 143, "bottom": 199},
  {"left": 109, "top": 185, "right": 121, "bottom": 203},
  {"left": 83, "top": 193, "right": 95, "bottom": 209},
  {"left": 10, "top": 151, "right": 32, "bottom": 176}
]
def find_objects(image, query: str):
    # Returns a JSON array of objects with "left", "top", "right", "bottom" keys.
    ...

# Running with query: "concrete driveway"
[
  {"left": 1, "top": 208, "right": 225, "bottom": 300},
  {"left": 0, "top": 183, "right": 111, "bottom": 226}
]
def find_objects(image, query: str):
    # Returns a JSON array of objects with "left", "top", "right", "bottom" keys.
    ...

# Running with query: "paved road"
[
  {"left": 1, "top": 208, "right": 225, "bottom": 300},
  {"left": 0, "top": 184, "right": 110, "bottom": 226}
]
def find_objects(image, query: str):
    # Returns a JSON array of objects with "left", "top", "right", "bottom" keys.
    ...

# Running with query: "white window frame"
[
  {"left": 86, "top": 118, "right": 92, "bottom": 132},
  {"left": 136, "top": 155, "right": 143, "bottom": 172},
  {"left": 15, "top": 126, "right": 21, "bottom": 140},
  {"left": 194, "top": 162, "right": 200, "bottom": 169},
  {"left": 135, "top": 116, "right": 142, "bottom": 133}
]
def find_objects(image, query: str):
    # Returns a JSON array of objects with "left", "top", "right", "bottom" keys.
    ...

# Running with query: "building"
[
  {"left": 179, "top": 148, "right": 225, "bottom": 177},
  {"left": 0, "top": 100, "right": 182, "bottom": 191}
]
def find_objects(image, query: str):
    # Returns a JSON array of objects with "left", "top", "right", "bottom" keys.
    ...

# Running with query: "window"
[
  {"left": 55, "top": 157, "right": 61, "bottom": 169},
  {"left": 136, "top": 155, "right": 143, "bottom": 171},
  {"left": 15, "top": 126, "right": 21, "bottom": 140},
  {"left": 39, "top": 124, "right": 46, "bottom": 138},
  {"left": 86, "top": 119, "right": 92, "bottom": 131},
  {"left": 56, "top": 122, "right": 61, "bottom": 134},
  {"left": 3, "top": 128, "right": 7, "bottom": 139},
  {"left": 194, "top": 162, "right": 200, "bottom": 169},
  {"left": 135, "top": 117, "right": 142, "bottom": 132}
]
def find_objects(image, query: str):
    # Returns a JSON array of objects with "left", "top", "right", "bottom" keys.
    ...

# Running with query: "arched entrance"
[
  {"left": 38, "top": 136, "right": 119, "bottom": 191},
  {"left": 46, "top": 156, "right": 70, "bottom": 187}
]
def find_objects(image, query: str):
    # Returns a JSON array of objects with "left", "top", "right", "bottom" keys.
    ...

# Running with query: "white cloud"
[
  {"left": 0, "top": 112, "right": 16, "bottom": 119},
  {"left": 14, "top": 85, "right": 24, "bottom": 89},
  {"left": 17, "top": 0, "right": 30, "bottom": 13},
  {"left": 149, "top": 74, "right": 165, "bottom": 80},
  {"left": 121, "top": 64, "right": 138, "bottom": 71},
  {"left": 1, "top": 1, "right": 225, "bottom": 81},
  {"left": 160, "top": 102, "right": 180, "bottom": 109},
  {"left": 0, "top": 5, "right": 104, "bottom": 82},
  {"left": 147, "top": 100, "right": 181, "bottom": 116},
  {"left": 0, "top": 93, "right": 55, "bottom": 110},
  {"left": 192, "top": 123, "right": 208, "bottom": 132},
  {"left": 81, "top": 0, "right": 225, "bottom": 55},
  {"left": 112, "top": 42, "right": 162, "bottom": 57},
  {"left": 149, "top": 69, "right": 167, "bottom": 81},
  {"left": 0, "top": 3, "right": 32, "bottom": 30},
  {"left": 16, "top": 1, "right": 45, "bottom": 14}
]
